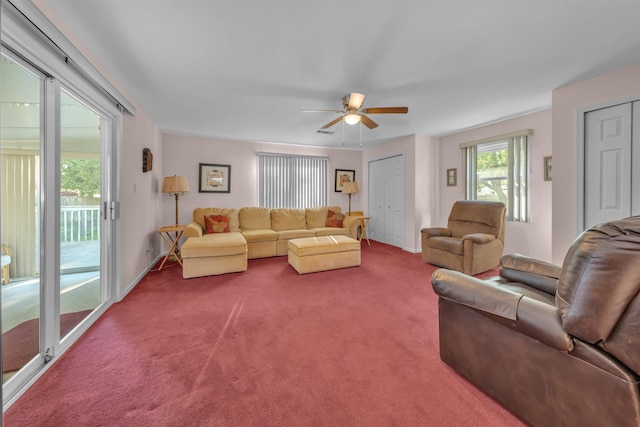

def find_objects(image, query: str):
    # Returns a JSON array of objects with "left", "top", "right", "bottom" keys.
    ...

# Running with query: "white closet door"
[
  {"left": 368, "top": 159, "right": 385, "bottom": 242},
  {"left": 584, "top": 103, "right": 632, "bottom": 229},
  {"left": 385, "top": 155, "right": 404, "bottom": 247},
  {"left": 367, "top": 155, "right": 404, "bottom": 248}
]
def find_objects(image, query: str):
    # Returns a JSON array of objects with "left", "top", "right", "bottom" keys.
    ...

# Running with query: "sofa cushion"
[
  {"left": 312, "top": 227, "right": 350, "bottom": 237},
  {"left": 193, "top": 208, "right": 240, "bottom": 232},
  {"left": 204, "top": 215, "right": 230, "bottom": 234},
  {"left": 241, "top": 229, "right": 278, "bottom": 243},
  {"left": 271, "top": 209, "right": 306, "bottom": 231},
  {"left": 239, "top": 207, "right": 272, "bottom": 230},
  {"left": 326, "top": 209, "right": 345, "bottom": 227},
  {"left": 276, "top": 229, "right": 315, "bottom": 240},
  {"left": 305, "top": 206, "right": 341, "bottom": 229}
]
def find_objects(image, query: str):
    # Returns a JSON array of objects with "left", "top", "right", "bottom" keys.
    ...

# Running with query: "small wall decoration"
[
  {"left": 335, "top": 169, "right": 356, "bottom": 192},
  {"left": 199, "top": 163, "right": 231, "bottom": 193},
  {"left": 447, "top": 168, "right": 457, "bottom": 186},
  {"left": 142, "top": 148, "right": 153, "bottom": 172},
  {"left": 544, "top": 156, "right": 552, "bottom": 181}
]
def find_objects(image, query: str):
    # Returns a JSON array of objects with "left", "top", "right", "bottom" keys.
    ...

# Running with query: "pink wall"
[
  {"left": 122, "top": 111, "right": 164, "bottom": 292},
  {"left": 438, "top": 109, "right": 553, "bottom": 261},
  {"left": 551, "top": 63, "right": 640, "bottom": 264},
  {"left": 161, "top": 134, "right": 363, "bottom": 226}
]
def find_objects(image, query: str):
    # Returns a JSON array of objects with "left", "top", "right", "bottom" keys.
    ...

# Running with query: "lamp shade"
[
  {"left": 162, "top": 175, "right": 190, "bottom": 194},
  {"left": 342, "top": 181, "right": 359, "bottom": 195}
]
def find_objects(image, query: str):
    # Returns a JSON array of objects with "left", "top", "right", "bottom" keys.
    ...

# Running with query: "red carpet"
[
  {"left": 5, "top": 242, "right": 525, "bottom": 426},
  {"left": 2, "top": 310, "right": 93, "bottom": 374}
]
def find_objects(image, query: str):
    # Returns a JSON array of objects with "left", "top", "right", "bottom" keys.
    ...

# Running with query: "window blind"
[{"left": 257, "top": 153, "right": 328, "bottom": 209}]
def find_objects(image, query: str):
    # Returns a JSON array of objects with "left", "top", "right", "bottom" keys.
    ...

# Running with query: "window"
[
  {"left": 461, "top": 130, "right": 531, "bottom": 222},
  {"left": 258, "top": 153, "right": 327, "bottom": 209}
]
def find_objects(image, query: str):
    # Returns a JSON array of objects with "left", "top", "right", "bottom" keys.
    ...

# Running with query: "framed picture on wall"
[
  {"left": 199, "top": 163, "right": 231, "bottom": 193},
  {"left": 335, "top": 169, "right": 355, "bottom": 192},
  {"left": 447, "top": 168, "right": 457, "bottom": 186}
]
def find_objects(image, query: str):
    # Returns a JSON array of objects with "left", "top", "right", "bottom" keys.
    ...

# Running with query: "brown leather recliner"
[
  {"left": 421, "top": 200, "right": 506, "bottom": 275},
  {"left": 431, "top": 217, "right": 640, "bottom": 427}
]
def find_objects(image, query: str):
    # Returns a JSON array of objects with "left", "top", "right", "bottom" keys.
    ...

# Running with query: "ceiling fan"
[{"left": 303, "top": 93, "right": 408, "bottom": 130}]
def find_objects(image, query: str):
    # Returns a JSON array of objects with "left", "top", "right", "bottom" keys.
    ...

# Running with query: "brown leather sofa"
[
  {"left": 421, "top": 200, "right": 506, "bottom": 275},
  {"left": 431, "top": 217, "right": 640, "bottom": 427}
]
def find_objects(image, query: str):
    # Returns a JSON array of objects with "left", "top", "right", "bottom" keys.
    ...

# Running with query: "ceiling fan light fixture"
[{"left": 344, "top": 113, "right": 361, "bottom": 125}]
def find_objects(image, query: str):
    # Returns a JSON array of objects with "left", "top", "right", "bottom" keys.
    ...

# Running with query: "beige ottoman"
[
  {"left": 181, "top": 232, "right": 248, "bottom": 278},
  {"left": 288, "top": 236, "right": 361, "bottom": 274}
]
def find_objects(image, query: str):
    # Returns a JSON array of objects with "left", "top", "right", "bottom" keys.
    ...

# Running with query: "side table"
[
  {"left": 157, "top": 224, "right": 185, "bottom": 270},
  {"left": 357, "top": 216, "right": 371, "bottom": 245}
]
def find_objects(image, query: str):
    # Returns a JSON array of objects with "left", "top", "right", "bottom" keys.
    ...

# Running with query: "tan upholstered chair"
[{"left": 421, "top": 200, "right": 506, "bottom": 275}]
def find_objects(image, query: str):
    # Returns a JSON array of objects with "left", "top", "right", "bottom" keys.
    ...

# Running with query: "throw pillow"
[
  {"left": 204, "top": 214, "right": 230, "bottom": 234},
  {"left": 326, "top": 209, "right": 345, "bottom": 227}
]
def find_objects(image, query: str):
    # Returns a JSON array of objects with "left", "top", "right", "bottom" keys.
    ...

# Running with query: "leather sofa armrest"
[
  {"left": 432, "top": 269, "right": 572, "bottom": 351},
  {"left": 183, "top": 221, "right": 204, "bottom": 238},
  {"left": 421, "top": 227, "right": 451, "bottom": 238},
  {"left": 432, "top": 269, "right": 522, "bottom": 320},
  {"left": 499, "top": 253, "right": 561, "bottom": 295},
  {"left": 462, "top": 233, "right": 495, "bottom": 244}
]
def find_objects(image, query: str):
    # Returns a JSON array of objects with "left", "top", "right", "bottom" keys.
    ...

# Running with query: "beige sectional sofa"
[{"left": 180, "top": 206, "right": 360, "bottom": 278}]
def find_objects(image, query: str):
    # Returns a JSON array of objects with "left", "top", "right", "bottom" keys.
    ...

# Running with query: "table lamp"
[
  {"left": 162, "top": 175, "right": 190, "bottom": 225},
  {"left": 342, "top": 181, "right": 359, "bottom": 215}
]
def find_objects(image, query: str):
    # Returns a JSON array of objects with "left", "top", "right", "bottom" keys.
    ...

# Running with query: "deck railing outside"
[{"left": 60, "top": 206, "right": 100, "bottom": 243}]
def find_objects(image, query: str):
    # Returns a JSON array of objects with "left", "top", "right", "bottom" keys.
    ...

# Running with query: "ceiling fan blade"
[
  {"left": 360, "top": 114, "right": 379, "bottom": 129},
  {"left": 321, "top": 116, "right": 345, "bottom": 129},
  {"left": 361, "top": 107, "right": 408, "bottom": 114},
  {"left": 348, "top": 93, "right": 366, "bottom": 110},
  {"left": 302, "top": 109, "right": 344, "bottom": 113}
]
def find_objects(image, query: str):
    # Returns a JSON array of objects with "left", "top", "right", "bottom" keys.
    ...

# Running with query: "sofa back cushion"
[
  {"left": 271, "top": 209, "right": 306, "bottom": 231},
  {"left": 305, "top": 206, "right": 342, "bottom": 229},
  {"left": 239, "top": 207, "right": 272, "bottom": 230},
  {"left": 193, "top": 208, "right": 240, "bottom": 232},
  {"left": 447, "top": 201, "right": 505, "bottom": 240},
  {"left": 557, "top": 216, "right": 640, "bottom": 375}
]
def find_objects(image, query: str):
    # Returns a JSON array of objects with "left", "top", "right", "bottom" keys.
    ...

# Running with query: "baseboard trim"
[
  {"left": 403, "top": 246, "right": 422, "bottom": 254},
  {"left": 118, "top": 255, "right": 162, "bottom": 302}
]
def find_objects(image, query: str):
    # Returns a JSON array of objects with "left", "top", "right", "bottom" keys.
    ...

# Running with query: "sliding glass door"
[
  {"left": 1, "top": 50, "right": 114, "bottom": 402},
  {"left": 59, "top": 89, "right": 104, "bottom": 339},
  {"left": 1, "top": 52, "right": 44, "bottom": 384}
]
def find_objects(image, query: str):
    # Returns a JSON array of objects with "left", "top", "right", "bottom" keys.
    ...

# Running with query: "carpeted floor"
[{"left": 4, "top": 241, "right": 525, "bottom": 426}]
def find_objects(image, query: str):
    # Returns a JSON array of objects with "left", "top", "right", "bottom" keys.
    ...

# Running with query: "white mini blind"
[{"left": 257, "top": 153, "right": 328, "bottom": 209}]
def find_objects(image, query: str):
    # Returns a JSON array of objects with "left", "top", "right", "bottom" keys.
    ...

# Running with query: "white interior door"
[
  {"left": 584, "top": 103, "right": 632, "bottom": 229},
  {"left": 385, "top": 155, "right": 404, "bottom": 247},
  {"left": 368, "top": 159, "right": 384, "bottom": 242},
  {"left": 368, "top": 155, "right": 404, "bottom": 248}
]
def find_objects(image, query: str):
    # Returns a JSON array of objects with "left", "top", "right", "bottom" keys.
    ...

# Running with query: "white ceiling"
[{"left": 37, "top": 0, "right": 640, "bottom": 148}]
